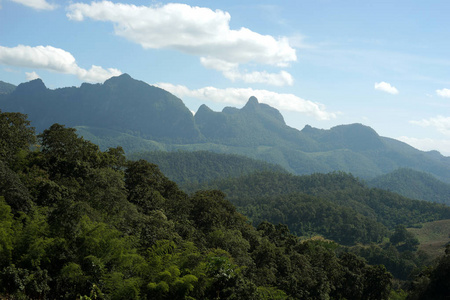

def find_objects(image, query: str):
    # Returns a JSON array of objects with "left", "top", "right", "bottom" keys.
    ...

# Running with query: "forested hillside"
[
  {"left": 0, "top": 110, "right": 405, "bottom": 300},
  {"left": 369, "top": 168, "right": 450, "bottom": 205},
  {"left": 2, "top": 110, "right": 450, "bottom": 298},
  {"left": 130, "top": 151, "right": 287, "bottom": 185},
  {"left": 186, "top": 171, "right": 450, "bottom": 243}
]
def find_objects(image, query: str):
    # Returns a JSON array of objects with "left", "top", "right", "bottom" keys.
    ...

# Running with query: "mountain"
[
  {"left": 0, "top": 74, "right": 201, "bottom": 142},
  {"left": 0, "top": 80, "right": 16, "bottom": 94},
  {"left": 2, "top": 74, "right": 450, "bottom": 182},
  {"left": 195, "top": 96, "right": 317, "bottom": 149},
  {"left": 369, "top": 168, "right": 450, "bottom": 205}
]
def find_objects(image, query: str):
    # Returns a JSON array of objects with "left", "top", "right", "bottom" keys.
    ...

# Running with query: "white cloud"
[
  {"left": 411, "top": 116, "right": 450, "bottom": 136},
  {"left": 155, "top": 83, "right": 337, "bottom": 121},
  {"left": 374, "top": 81, "right": 399, "bottom": 94},
  {"left": 10, "top": 0, "right": 57, "bottom": 10},
  {"left": 200, "top": 57, "right": 293, "bottom": 86},
  {"left": 0, "top": 45, "right": 122, "bottom": 83},
  {"left": 25, "top": 71, "right": 40, "bottom": 81},
  {"left": 67, "top": 1, "right": 296, "bottom": 85},
  {"left": 397, "top": 136, "right": 450, "bottom": 156},
  {"left": 436, "top": 88, "right": 450, "bottom": 98}
]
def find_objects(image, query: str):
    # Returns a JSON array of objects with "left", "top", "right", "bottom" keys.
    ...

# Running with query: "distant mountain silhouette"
[
  {"left": 0, "top": 74, "right": 201, "bottom": 142},
  {"left": 0, "top": 80, "right": 16, "bottom": 94},
  {"left": 1, "top": 74, "right": 450, "bottom": 182},
  {"left": 195, "top": 96, "right": 316, "bottom": 148}
]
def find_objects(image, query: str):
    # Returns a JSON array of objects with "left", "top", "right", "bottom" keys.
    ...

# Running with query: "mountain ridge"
[
  {"left": 1, "top": 74, "right": 202, "bottom": 142},
  {"left": 0, "top": 80, "right": 17, "bottom": 94},
  {"left": 1, "top": 74, "right": 450, "bottom": 182}
]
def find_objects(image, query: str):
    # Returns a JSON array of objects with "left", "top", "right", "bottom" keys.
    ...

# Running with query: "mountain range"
[{"left": 1, "top": 73, "right": 450, "bottom": 182}]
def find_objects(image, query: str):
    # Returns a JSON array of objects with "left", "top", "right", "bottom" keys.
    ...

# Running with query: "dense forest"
[
  {"left": 369, "top": 168, "right": 450, "bottom": 205},
  {"left": 129, "top": 151, "right": 287, "bottom": 186},
  {"left": 1, "top": 110, "right": 449, "bottom": 299},
  {"left": 184, "top": 171, "right": 450, "bottom": 233},
  {"left": 179, "top": 170, "right": 450, "bottom": 281}
]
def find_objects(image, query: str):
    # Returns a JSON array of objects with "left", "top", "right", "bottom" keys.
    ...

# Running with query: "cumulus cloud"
[
  {"left": 374, "top": 81, "right": 399, "bottom": 95},
  {"left": 155, "top": 83, "right": 337, "bottom": 121},
  {"left": 10, "top": 0, "right": 57, "bottom": 10},
  {"left": 25, "top": 71, "right": 40, "bottom": 81},
  {"left": 200, "top": 57, "right": 293, "bottom": 86},
  {"left": 0, "top": 45, "right": 122, "bottom": 83},
  {"left": 397, "top": 136, "right": 450, "bottom": 156},
  {"left": 436, "top": 88, "right": 450, "bottom": 98},
  {"left": 411, "top": 116, "right": 450, "bottom": 136},
  {"left": 67, "top": 1, "right": 296, "bottom": 85}
]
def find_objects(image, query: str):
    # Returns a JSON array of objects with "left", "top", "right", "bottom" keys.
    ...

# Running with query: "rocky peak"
[{"left": 13, "top": 78, "right": 47, "bottom": 95}]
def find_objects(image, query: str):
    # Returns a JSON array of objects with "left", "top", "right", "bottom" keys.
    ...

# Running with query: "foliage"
[
  {"left": 130, "top": 150, "right": 286, "bottom": 187},
  {"left": 369, "top": 168, "right": 450, "bottom": 205},
  {"left": 0, "top": 109, "right": 35, "bottom": 169},
  {"left": 407, "top": 245, "right": 450, "bottom": 299},
  {"left": 192, "top": 170, "right": 450, "bottom": 244},
  {"left": 0, "top": 115, "right": 399, "bottom": 299}
]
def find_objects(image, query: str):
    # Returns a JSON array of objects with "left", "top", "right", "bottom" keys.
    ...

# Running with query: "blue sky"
[{"left": 1, "top": 0, "right": 450, "bottom": 155}]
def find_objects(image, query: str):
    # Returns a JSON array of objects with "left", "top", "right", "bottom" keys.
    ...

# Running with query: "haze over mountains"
[{"left": 1, "top": 74, "right": 450, "bottom": 182}]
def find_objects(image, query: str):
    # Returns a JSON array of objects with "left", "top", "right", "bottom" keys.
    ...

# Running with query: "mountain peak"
[
  {"left": 243, "top": 96, "right": 259, "bottom": 110},
  {"left": 196, "top": 104, "right": 213, "bottom": 115},
  {"left": 104, "top": 73, "right": 133, "bottom": 85},
  {"left": 248, "top": 96, "right": 258, "bottom": 104},
  {"left": 13, "top": 78, "right": 47, "bottom": 95}
]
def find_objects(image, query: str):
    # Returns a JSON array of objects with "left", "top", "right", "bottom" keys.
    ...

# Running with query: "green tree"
[
  {"left": 38, "top": 123, "right": 102, "bottom": 179},
  {"left": 0, "top": 161, "right": 33, "bottom": 213},
  {"left": 391, "top": 225, "right": 419, "bottom": 252},
  {"left": 0, "top": 110, "right": 35, "bottom": 168},
  {"left": 0, "top": 197, "right": 14, "bottom": 267},
  {"left": 408, "top": 245, "right": 450, "bottom": 300},
  {"left": 125, "top": 160, "right": 175, "bottom": 213}
]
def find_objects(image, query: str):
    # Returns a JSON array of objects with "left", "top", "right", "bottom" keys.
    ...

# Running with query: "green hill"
[
  {"left": 186, "top": 170, "right": 450, "bottom": 245},
  {"left": 369, "top": 168, "right": 450, "bottom": 205},
  {"left": 130, "top": 150, "right": 287, "bottom": 186}
]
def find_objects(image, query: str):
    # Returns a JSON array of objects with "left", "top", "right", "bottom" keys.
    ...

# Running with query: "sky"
[{"left": 1, "top": 0, "right": 450, "bottom": 155}]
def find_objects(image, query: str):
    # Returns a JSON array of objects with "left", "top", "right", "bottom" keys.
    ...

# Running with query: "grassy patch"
[{"left": 408, "top": 219, "right": 450, "bottom": 259}]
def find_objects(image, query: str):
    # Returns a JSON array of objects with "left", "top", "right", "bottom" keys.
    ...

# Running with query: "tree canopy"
[{"left": 0, "top": 111, "right": 448, "bottom": 299}]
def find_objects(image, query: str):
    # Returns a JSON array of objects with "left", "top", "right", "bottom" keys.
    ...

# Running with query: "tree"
[
  {"left": 38, "top": 123, "right": 102, "bottom": 179},
  {"left": 125, "top": 160, "right": 170, "bottom": 212},
  {"left": 0, "top": 110, "right": 35, "bottom": 168},
  {"left": 0, "top": 197, "right": 14, "bottom": 267},
  {"left": 391, "top": 225, "right": 419, "bottom": 252},
  {"left": 408, "top": 245, "right": 450, "bottom": 300},
  {"left": 0, "top": 161, "right": 33, "bottom": 213}
]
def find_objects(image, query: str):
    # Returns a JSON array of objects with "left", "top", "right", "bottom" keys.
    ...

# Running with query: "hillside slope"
[
  {"left": 369, "top": 168, "right": 450, "bottom": 205},
  {"left": 0, "top": 80, "right": 15, "bottom": 94},
  {"left": 130, "top": 150, "right": 287, "bottom": 186}
]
